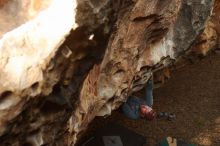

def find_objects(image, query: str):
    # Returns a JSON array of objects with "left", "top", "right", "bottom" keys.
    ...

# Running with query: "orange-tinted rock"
[{"left": 0, "top": 0, "right": 218, "bottom": 146}]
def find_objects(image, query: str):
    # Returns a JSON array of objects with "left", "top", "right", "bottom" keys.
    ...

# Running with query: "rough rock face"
[
  {"left": 0, "top": 0, "right": 54, "bottom": 37},
  {"left": 0, "top": 0, "right": 218, "bottom": 145}
]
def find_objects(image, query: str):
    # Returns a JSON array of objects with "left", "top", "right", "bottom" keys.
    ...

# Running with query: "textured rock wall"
[
  {"left": 0, "top": 0, "right": 218, "bottom": 145},
  {"left": 0, "top": 0, "right": 54, "bottom": 37}
]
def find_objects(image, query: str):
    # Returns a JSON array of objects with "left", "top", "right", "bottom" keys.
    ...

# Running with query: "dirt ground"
[{"left": 86, "top": 52, "right": 220, "bottom": 146}]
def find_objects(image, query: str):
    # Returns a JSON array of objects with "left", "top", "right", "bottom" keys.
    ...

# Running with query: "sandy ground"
[{"left": 85, "top": 52, "right": 220, "bottom": 146}]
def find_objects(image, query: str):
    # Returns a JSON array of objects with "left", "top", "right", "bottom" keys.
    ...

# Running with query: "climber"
[{"left": 122, "top": 77, "right": 156, "bottom": 120}]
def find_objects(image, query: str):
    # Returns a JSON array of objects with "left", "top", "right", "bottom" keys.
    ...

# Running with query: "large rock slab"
[
  {"left": 0, "top": 0, "right": 217, "bottom": 145},
  {"left": 0, "top": 0, "right": 77, "bottom": 142}
]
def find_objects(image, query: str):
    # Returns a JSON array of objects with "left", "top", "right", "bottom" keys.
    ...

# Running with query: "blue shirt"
[{"left": 122, "top": 96, "right": 146, "bottom": 119}]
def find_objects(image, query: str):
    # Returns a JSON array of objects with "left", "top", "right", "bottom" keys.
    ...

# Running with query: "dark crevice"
[
  {"left": 0, "top": 91, "right": 12, "bottom": 100},
  {"left": 31, "top": 82, "right": 39, "bottom": 91}
]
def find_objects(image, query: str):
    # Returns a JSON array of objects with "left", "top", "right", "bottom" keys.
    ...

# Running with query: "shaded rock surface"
[{"left": 0, "top": 0, "right": 219, "bottom": 145}]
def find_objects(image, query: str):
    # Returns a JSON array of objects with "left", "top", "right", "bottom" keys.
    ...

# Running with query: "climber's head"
[{"left": 140, "top": 104, "right": 156, "bottom": 120}]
